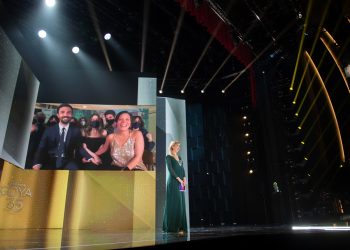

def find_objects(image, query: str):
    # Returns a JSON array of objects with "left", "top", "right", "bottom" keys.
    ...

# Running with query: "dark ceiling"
[{"left": 0, "top": 0, "right": 348, "bottom": 103}]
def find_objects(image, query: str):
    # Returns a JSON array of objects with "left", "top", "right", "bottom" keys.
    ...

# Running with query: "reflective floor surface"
[{"left": 1, "top": 225, "right": 350, "bottom": 249}]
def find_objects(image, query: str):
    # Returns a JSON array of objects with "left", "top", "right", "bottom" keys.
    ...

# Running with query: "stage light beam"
[
  {"left": 290, "top": 0, "right": 313, "bottom": 91},
  {"left": 320, "top": 37, "right": 350, "bottom": 93},
  {"left": 304, "top": 51, "right": 345, "bottom": 162},
  {"left": 160, "top": 9, "right": 185, "bottom": 93}
]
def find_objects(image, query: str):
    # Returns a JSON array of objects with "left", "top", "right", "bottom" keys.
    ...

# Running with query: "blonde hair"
[{"left": 168, "top": 140, "right": 180, "bottom": 155}]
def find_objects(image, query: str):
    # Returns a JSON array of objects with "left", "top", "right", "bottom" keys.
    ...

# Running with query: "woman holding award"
[{"left": 162, "top": 140, "right": 187, "bottom": 234}]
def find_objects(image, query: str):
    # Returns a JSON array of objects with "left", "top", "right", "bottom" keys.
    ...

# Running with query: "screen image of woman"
[
  {"left": 162, "top": 140, "right": 187, "bottom": 234},
  {"left": 92, "top": 111, "right": 147, "bottom": 170}
]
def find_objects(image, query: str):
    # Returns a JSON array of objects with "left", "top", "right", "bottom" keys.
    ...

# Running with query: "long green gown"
[{"left": 162, "top": 155, "right": 188, "bottom": 233}]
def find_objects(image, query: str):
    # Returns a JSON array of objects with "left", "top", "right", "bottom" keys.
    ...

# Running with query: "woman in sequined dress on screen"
[{"left": 92, "top": 111, "right": 147, "bottom": 170}]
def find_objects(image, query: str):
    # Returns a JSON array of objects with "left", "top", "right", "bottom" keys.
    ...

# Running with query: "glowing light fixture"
[
  {"left": 45, "top": 0, "right": 56, "bottom": 7},
  {"left": 345, "top": 64, "right": 350, "bottom": 78},
  {"left": 72, "top": 46, "right": 80, "bottom": 54},
  {"left": 104, "top": 33, "right": 111, "bottom": 40},
  {"left": 38, "top": 30, "right": 47, "bottom": 38}
]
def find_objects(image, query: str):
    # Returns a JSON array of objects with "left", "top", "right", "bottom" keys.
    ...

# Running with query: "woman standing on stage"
[{"left": 163, "top": 140, "right": 187, "bottom": 234}]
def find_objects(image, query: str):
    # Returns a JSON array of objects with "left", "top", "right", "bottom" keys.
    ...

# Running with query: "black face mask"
[
  {"left": 132, "top": 122, "right": 141, "bottom": 129},
  {"left": 37, "top": 117, "right": 45, "bottom": 124},
  {"left": 106, "top": 119, "right": 114, "bottom": 126},
  {"left": 91, "top": 121, "right": 100, "bottom": 128},
  {"left": 48, "top": 121, "right": 57, "bottom": 126}
]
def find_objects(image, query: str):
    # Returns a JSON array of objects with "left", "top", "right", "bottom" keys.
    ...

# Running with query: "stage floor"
[{"left": 1, "top": 225, "right": 350, "bottom": 249}]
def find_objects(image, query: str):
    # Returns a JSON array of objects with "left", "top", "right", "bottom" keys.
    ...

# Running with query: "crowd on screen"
[{"left": 26, "top": 104, "right": 155, "bottom": 171}]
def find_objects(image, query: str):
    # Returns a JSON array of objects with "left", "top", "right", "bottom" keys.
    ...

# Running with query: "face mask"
[
  {"left": 106, "top": 119, "right": 114, "bottom": 126},
  {"left": 48, "top": 121, "right": 57, "bottom": 126},
  {"left": 132, "top": 122, "right": 141, "bottom": 129},
  {"left": 91, "top": 121, "right": 100, "bottom": 128},
  {"left": 37, "top": 117, "right": 45, "bottom": 124},
  {"left": 80, "top": 121, "right": 86, "bottom": 126}
]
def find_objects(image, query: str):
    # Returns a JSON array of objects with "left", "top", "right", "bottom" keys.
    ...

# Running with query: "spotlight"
[
  {"left": 104, "top": 33, "right": 111, "bottom": 40},
  {"left": 249, "top": 169, "right": 254, "bottom": 174},
  {"left": 244, "top": 133, "right": 249, "bottom": 137},
  {"left": 344, "top": 64, "right": 350, "bottom": 78},
  {"left": 45, "top": 0, "right": 56, "bottom": 7},
  {"left": 243, "top": 116, "right": 247, "bottom": 120},
  {"left": 72, "top": 46, "right": 80, "bottom": 54},
  {"left": 181, "top": 90, "right": 185, "bottom": 94},
  {"left": 38, "top": 30, "right": 47, "bottom": 38},
  {"left": 221, "top": 89, "right": 225, "bottom": 93},
  {"left": 201, "top": 89, "right": 205, "bottom": 93},
  {"left": 269, "top": 49, "right": 281, "bottom": 58},
  {"left": 158, "top": 89, "right": 163, "bottom": 94},
  {"left": 247, "top": 151, "right": 251, "bottom": 155},
  {"left": 273, "top": 182, "right": 280, "bottom": 193},
  {"left": 254, "top": 13, "right": 261, "bottom": 21}
]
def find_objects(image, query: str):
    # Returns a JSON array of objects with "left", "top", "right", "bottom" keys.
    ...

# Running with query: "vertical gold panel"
[
  {"left": 63, "top": 171, "right": 156, "bottom": 231},
  {"left": 0, "top": 162, "right": 69, "bottom": 229},
  {"left": 0, "top": 161, "right": 155, "bottom": 239},
  {"left": 131, "top": 171, "right": 156, "bottom": 247},
  {"left": 133, "top": 171, "right": 156, "bottom": 230}
]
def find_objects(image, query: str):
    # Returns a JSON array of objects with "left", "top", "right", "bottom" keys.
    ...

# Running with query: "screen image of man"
[{"left": 32, "top": 104, "right": 90, "bottom": 170}]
